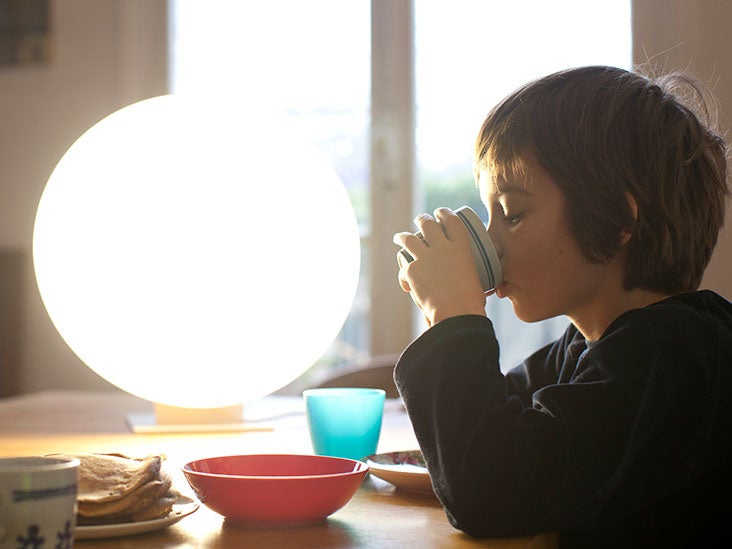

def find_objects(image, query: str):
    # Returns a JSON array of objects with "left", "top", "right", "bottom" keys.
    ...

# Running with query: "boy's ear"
[{"left": 619, "top": 192, "right": 638, "bottom": 246}]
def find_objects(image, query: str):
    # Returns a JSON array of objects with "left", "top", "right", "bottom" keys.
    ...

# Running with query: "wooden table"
[{"left": 0, "top": 390, "right": 557, "bottom": 548}]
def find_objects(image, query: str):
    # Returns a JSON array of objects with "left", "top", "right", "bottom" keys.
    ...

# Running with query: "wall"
[
  {"left": 0, "top": 0, "right": 167, "bottom": 393},
  {"left": 633, "top": 0, "right": 732, "bottom": 299}
]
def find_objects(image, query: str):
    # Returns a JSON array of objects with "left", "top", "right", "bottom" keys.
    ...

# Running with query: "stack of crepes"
[{"left": 54, "top": 453, "right": 180, "bottom": 525}]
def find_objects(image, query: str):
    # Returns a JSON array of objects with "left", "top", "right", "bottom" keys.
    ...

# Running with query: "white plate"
[
  {"left": 74, "top": 496, "right": 199, "bottom": 539},
  {"left": 366, "top": 450, "right": 434, "bottom": 495}
]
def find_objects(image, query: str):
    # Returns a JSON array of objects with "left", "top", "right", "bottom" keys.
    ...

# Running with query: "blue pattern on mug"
[
  {"left": 12, "top": 484, "right": 77, "bottom": 503},
  {"left": 14, "top": 520, "right": 74, "bottom": 549}
]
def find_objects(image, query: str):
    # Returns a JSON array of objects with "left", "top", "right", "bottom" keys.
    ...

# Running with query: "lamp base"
[{"left": 126, "top": 402, "right": 273, "bottom": 434}]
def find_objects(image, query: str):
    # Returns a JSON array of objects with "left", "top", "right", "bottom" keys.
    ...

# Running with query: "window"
[
  {"left": 169, "top": 0, "right": 371, "bottom": 371},
  {"left": 169, "top": 0, "right": 631, "bottom": 374}
]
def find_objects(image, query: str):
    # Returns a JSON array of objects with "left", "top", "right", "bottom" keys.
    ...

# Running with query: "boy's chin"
[{"left": 510, "top": 299, "right": 558, "bottom": 324}]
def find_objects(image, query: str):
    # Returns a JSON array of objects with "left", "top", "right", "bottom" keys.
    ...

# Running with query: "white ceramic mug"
[
  {"left": 0, "top": 456, "right": 79, "bottom": 549},
  {"left": 399, "top": 205, "right": 503, "bottom": 291}
]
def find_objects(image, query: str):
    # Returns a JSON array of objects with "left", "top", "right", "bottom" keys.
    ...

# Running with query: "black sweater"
[{"left": 394, "top": 290, "right": 732, "bottom": 548}]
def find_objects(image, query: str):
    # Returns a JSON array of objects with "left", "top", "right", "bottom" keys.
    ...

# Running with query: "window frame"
[{"left": 369, "top": 0, "right": 416, "bottom": 356}]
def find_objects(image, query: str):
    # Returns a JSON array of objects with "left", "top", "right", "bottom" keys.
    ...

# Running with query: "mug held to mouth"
[{"left": 399, "top": 206, "right": 502, "bottom": 292}]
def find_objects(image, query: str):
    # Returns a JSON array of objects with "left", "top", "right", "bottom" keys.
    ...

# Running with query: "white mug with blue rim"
[
  {"left": 0, "top": 456, "right": 79, "bottom": 548},
  {"left": 399, "top": 206, "right": 502, "bottom": 292}
]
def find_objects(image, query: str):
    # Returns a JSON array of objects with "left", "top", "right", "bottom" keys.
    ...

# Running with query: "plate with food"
[
  {"left": 365, "top": 450, "right": 434, "bottom": 495},
  {"left": 50, "top": 452, "right": 199, "bottom": 539},
  {"left": 75, "top": 495, "right": 198, "bottom": 539}
]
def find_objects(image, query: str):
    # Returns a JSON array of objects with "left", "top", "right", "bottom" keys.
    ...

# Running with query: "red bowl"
[{"left": 182, "top": 454, "right": 368, "bottom": 526}]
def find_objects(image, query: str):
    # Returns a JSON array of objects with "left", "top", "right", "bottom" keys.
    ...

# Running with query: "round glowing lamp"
[{"left": 33, "top": 95, "right": 360, "bottom": 428}]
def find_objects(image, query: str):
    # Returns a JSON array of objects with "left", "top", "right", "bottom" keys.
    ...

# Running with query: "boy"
[{"left": 393, "top": 66, "right": 732, "bottom": 548}]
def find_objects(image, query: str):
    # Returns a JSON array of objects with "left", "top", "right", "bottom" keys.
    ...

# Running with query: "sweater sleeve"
[
  {"left": 395, "top": 315, "right": 564, "bottom": 536},
  {"left": 394, "top": 310, "right": 725, "bottom": 539}
]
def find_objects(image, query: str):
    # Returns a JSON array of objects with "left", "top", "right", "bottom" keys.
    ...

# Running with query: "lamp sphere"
[{"left": 33, "top": 95, "right": 361, "bottom": 408}]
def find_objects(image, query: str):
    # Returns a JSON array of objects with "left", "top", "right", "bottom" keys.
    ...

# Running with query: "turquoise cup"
[{"left": 303, "top": 388, "right": 386, "bottom": 461}]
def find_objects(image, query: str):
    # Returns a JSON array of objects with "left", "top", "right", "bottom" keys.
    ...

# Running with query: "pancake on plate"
[{"left": 52, "top": 452, "right": 180, "bottom": 525}]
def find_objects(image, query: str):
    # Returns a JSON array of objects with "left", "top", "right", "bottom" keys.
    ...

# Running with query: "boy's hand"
[{"left": 393, "top": 207, "right": 487, "bottom": 326}]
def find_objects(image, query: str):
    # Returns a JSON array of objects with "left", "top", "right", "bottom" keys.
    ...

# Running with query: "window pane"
[
  {"left": 169, "top": 0, "right": 371, "bottom": 366},
  {"left": 415, "top": 0, "right": 632, "bottom": 370}
]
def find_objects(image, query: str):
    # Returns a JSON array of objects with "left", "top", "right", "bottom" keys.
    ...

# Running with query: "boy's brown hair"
[{"left": 474, "top": 65, "right": 729, "bottom": 294}]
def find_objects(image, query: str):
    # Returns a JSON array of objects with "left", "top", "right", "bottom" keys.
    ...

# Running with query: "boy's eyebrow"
[{"left": 495, "top": 184, "right": 533, "bottom": 196}]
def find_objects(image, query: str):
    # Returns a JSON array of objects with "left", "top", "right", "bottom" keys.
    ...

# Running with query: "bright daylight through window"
[{"left": 169, "top": 0, "right": 631, "bottom": 374}]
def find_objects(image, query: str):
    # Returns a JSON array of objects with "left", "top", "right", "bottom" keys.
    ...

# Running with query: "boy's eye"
[
  {"left": 505, "top": 212, "right": 524, "bottom": 225},
  {"left": 499, "top": 204, "right": 524, "bottom": 225}
]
